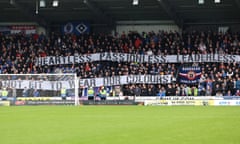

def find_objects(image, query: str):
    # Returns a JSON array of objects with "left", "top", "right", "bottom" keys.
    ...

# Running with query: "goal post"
[{"left": 0, "top": 73, "right": 79, "bottom": 106}]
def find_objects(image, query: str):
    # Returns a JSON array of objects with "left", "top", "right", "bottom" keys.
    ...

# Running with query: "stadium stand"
[{"left": 0, "top": 30, "right": 240, "bottom": 97}]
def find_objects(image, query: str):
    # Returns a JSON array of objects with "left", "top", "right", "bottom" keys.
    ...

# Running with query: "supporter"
[
  {"left": 236, "top": 77, "right": 240, "bottom": 90},
  {"left": 22, "top": 87, "right": 29, "bottom": 97},
  {"left": 225, "top": 90, "right": 233, "bottom": 96},
  {"left": 235, "top": 90, "right": 240, "bottom": 96},
  {"left": 157, "top": 87, "right": 166, "bottom": 98}
]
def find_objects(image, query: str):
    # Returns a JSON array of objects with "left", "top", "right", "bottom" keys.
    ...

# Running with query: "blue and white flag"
[
  {"left": 179, "top": 67, "right": 201, "bottom": 84},
  {"left": 62, "top": 22, "right": 90, "bottom": 35}
]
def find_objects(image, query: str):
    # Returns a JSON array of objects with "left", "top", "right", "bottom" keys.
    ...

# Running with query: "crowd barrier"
[
  {"left": 1, "top": 96, "right": 240, "bottom": 106},
  {"left": 143, "top": 96, "right": 240, "bottom": 106}
]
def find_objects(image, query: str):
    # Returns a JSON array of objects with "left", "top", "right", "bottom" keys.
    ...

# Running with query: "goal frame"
[{"left": 0, "top": 73, "right": 79, "bottom": 106}]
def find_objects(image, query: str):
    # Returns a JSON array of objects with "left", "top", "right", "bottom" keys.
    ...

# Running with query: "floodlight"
[
  {"left": 198, "top": 0, "right": 204, "bottom": 4},
  {"left": 214, "top": 0, "right": 220, "bottom": 3},
  {"left": 39, "top": 0, "right": 46, "bottom": 7},
  {"left": 52, "top": 0, "right": 59, "bottom": 7},
  {"left": 133, "top": 0, "right": 139, "bottom": 5},
  {"left": 10, "top": 0, "right": 15, "bottom": 5}
]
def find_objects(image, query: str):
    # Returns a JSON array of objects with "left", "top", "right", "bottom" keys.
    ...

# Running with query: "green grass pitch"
[{"left": 0, "top": 106, "right": 240, "bottom": 144}]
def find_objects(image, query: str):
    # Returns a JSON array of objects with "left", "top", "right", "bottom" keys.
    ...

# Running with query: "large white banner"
[
  {"left": 1, "top": 75, "right": 172, "bottom": 90},
  {"left": 35, "top": 53, "right": 239, "bottom": 66}
]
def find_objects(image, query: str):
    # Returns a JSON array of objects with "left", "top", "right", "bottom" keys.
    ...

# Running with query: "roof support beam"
[
  {"left": 83, "top": 0, "right": 114, "bottom": 26},
  {"left": 157, "top": 0, "right": 183, "bottom": 28},
  {"left": 10, "top": 0, "right": 48, "bottom": 27}
]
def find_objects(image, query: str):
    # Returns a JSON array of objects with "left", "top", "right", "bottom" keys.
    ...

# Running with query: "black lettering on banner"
[
  {"left": 188, "top": 54, "right": 193, "bottom": 62},
  {"left": 55, "top": 56, "right": 61, "bottom": 65},
  {"left": 82, "top": 79, "right": 96, "bottom": 87},
  {"left": 200, "top": 54, "right": 204, "bottom": 62},
  {"left": 113, "top": 53, "right": 118, "bottom": 61},
  {"left": 206, "top": 54, "right": 212, "bottom": 62},
  {"left": 143, "top": 75, "right": 149, "bottom": 83},
  {"left": 51, "top": 81, "right": 54, "bottom": 90},
  {"left": 104, "top": 77, "right": 118, "bottom": 86},
  {"left": 116, "top": 76, "right": 121, "bottom": 85},
  {"left": 106, "top": 53, "right": 111, "bottom": 60},
  {"left": 29, "top": 81, "right": 35, "bottom": 89},
  {"left": 127, "top": 54, "right": 134, "bottom": 63},
  {"left": 90, "top": 79, "right": 96, "bottom": 87},
  {"left": 217, "top": 54, "right": 222, "bottom": 62},
  {"left": 161, "top": 55, "right": 167, "bottom": 63},
  {"left": 176, "top": 55, "right": 180, "bottom": 62},
  {"left": 67, "top": 56, "right": 72, "bottom": 64},
  {"left": 56, "top": 82, "right": 62, "bottom": 90},
  {"left": 157, "top": 75, "right": 162, "bottom": 83},
  {"left": 49, "top": 56, "right": 55, "bottom": 65},
  {"left": 99, "top": 53, "right": 105, "bottom": 61},
  {"left": 4, "top": 80, "right": 13, "bottom": 88},
  {"left": 35, "top": 58, "right": 40, "bottom": 66},
  {"left": 108, "top": 76, "right": 121, "bottom": 85},
  {"left": 74, "top": 55, "right": 78, "bottom": 63},
  {"left": 119, "top": 53, "right": 125, "bottom": 61},
  {"left": 137, "top": 75, "right": 142, "bottom": 83},
  {"left": 78, "top": 55, "right": 84, "bottom": 63},
  {"left": 194, "top": 54, "right": 200, "bottom": 62},
  {"left": 62, "top": 56, "right": 66, "bottom": 64},
  {"left": 38, "top": 81, "right": 43, "bottom": 89},
  {"left": 153, "top": 56, "right": 159, "bottom": 63},
  {"left": 79, "top": 79, "right": 84, "bottom": 87},
  {"left": 136, "top": 54, "right": 144, "bottom": 63},
  {"left": 83, "top": 80, "right": 90, "bottom": 87},
  {"left": 226, "top": 55, "right": 232, "bottom": 63},
  {"left": 150, "top": 75, "right": 155, "bottom": 83},
  {"left": 68, "top": 80, "right": 75, "bottom": 89},
  {"left": 159, "top": 75, "right": 168, "bottom": 84},
  {"left": 153, "top": 75, "right": 158, "bottom": 83},
  {"left": 148, "top": 55, "right": 153, "bottom": 63},
  {"left": 126, "top": 75, "right": 132, "bottom": 83},
  {"left": 223, "top": 55, "right": 228, "bottom": 62},
  {"left": 2, "top": 80, "right": 12, "bottom": 88},
  {"left": 44, "top": 57, "right": 48, "bottom": 65},
  {"left": 211, "top": 54, "right": 214, "bottom": 62},
  {"left": 103, "top": 77, "right": 109, "bottom": 86},
  {"left": 182, "top": 55, "right": 187, "bottom": 62},
  {"left": 86, "top": 55, "right": 91, "bottom": 62},
  {"left": 222, "top": 55, "right": 227, "bottom": 62},
  {"left": 230, "top": 55, "right": 235, "bottom": 62}
]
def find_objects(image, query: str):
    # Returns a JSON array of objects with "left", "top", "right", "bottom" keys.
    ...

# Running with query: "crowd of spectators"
[{"left": 0, "top": 30, "right": 240, "bottom": 97}]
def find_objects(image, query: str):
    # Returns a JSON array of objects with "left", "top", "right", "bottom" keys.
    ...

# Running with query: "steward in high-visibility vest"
[
  {"left": 2, "top": 88, "right": 8, "bottom": 100},
  {"left": 87, "top": 87, "right": 94, "bottom": 100},
  {"left": 99, "top": 88, "right": 107, "bottom": 100},
  {"left": 193, "top": 87, "right": 198, "bottom": 96},
  {"left": 61, "top": 88, "right": 67, "bottom": 100},
  {"left": 187, "top": 87, "right": 192, "bottom": 96}
]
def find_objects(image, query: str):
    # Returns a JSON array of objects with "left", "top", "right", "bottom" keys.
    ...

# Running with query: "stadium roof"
[{"left": 0, "top": 0, "right": 240, "bottom": 27}]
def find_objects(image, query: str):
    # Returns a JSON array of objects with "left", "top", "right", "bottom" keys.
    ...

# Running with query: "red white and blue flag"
[{"left": 179, "top": 66, "right": 201, "bottom": 84}]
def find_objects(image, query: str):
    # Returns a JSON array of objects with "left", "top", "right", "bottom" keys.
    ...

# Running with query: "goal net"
[{"left": 0, "top": 73, "right": 79, "bottom": 106}]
